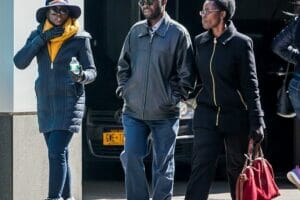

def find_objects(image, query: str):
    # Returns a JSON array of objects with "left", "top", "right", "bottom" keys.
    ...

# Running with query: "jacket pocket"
[
  {"left": 75, "top": 83, "right": 84, "bottom": 97},
  {"left": 236, "top": 90, "right": 248, "bottom": 110},
  {"left": 122, "top": 79, "right": 131, "bottom": 98},
  {"left": 170, "top": 93, "right": 181, "bottom": 105},
  {"left": 66, "top": 84, "right": 76, "bottom": 96},
  {"left": 166, "top": 85, "right": 177, "bottom": 106},
  {"left": 66, "top": 83, "right": 84, "bottom": 97},
  {"left": 34, "top": 78, "right": 40, "bottom": 97}
]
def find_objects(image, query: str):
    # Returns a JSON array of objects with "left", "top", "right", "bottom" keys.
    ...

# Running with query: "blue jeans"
[
  {"left": 44, "top": 130, "right": 73, "bottom": 199},
  {"left": 120, "top": 114, "right": 179, "bottom": 200},
  {"left": 289, "top": 77, "right": 300, "bottom": 165},
  {"left": 289, "top": 77, "right": 300, "bottom": 117}
]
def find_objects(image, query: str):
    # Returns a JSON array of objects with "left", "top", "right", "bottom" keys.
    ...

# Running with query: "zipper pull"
[
  {"left": 213, "top": 37, "right": 217, "bottom": 44},
  {"left": 50, "top": 62, "right": 53, "bottom": 69},
  {"left": 150, "top": 35, "right": 154, "bottom": 44}
]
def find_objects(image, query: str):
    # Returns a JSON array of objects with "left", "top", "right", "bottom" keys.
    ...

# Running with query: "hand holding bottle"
[{"left": 69, "top": 57, "right": 85, "bottom": 82}]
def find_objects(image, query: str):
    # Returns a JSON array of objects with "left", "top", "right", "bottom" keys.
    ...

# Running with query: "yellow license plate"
[{"left": 103, "top": 130, "right": 124, "bottom": 146}]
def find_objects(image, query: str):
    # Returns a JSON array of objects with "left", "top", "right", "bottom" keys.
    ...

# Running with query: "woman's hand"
[
  {"left": 69, "top": 65, "right": 85, "bottom": 83},
  {"left": 250, "top": 126, "right": 264, "bottom": 143},
  {"left": 40, "top": 27, "right": 64, "bottom": 42}
]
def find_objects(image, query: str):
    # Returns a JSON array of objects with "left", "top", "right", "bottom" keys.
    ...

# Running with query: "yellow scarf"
[{"left": 43, "top": 18, "right": 80, "bottom": 62}]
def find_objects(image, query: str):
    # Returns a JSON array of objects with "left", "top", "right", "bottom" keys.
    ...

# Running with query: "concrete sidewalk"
[
  {"left": 83, "top": 180, "right": 300, "bottom": 200},
  {"left": 205, "top": 181, "right": 299, "bottom": 200}
]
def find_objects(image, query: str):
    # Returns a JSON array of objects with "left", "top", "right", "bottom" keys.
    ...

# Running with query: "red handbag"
[{"left": 236, "top": 140, "right": 280, "bottom": 200}]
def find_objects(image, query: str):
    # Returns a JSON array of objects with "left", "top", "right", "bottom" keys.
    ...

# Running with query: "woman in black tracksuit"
[{"left": 185, "top": 0, "right": 265, "bottom": 199}]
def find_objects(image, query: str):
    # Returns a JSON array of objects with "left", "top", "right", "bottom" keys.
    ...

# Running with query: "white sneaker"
[
  {"left": 65, "top": 197, "right": 75, "bottom": 200},
  {"left": 45, "top": 198, "right": 63, "bottom": 200},
  {"left": 287, "top": 165, "right": 300, "bottom": 190}
]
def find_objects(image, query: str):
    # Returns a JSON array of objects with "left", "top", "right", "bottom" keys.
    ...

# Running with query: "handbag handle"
[
  {"left": 247, "top": 139, "right": 264, "bottom": 160},
  {"left": 282, "top": 63, "right": 290, "bottom": 85},
  {"left": 248, "top": 140, "right": 276, "bottom": 179},
  {"left": 241, "top": 139, "right": 262, "bottom": 171}
]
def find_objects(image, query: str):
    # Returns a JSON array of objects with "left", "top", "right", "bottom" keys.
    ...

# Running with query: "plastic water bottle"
[{"left": 69, "top": 57, "right": 80, "bottom": 75}]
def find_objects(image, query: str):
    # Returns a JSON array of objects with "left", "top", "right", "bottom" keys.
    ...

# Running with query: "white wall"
[
  {"left": 0, "top": 0, "right": 84, "bottom": 113},
  {"left": 13, "top": 0, "right": 40, "bottom": 112},
  {"left": 0, "top": 0, "right": 14, "bottom": 112}
]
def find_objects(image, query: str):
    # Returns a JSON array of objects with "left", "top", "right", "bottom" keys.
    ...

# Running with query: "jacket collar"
[
  {"left": 138, "top": 13, "right": 171, "bottom": 38},
  {"left": 198, "top": 21, "right": 236, "bottom": 45}
]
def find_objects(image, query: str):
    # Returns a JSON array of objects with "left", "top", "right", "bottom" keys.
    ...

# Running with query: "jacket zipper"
[
  {"left": 142, "top": 34, "right": 154, "bottom": 119},
  {"left": 48, "top": 41, "right": 66, "bottom": 70},
  {"left": 216, "top": 106, "right": 221, "bottom": 126},
  {"left": 209, "top": 38, "right": 220, "bottom": 126},
  {"left": 236, "top": 90, "right": 248, "bottom": 110},
  {"left": 47, "top": 42, "right": 54, "bottom": 70}
]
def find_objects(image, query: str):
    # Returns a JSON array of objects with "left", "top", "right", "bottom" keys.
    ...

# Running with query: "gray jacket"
[
  {"left": 116, "top": 14, "right": 195, "bottom": 120},
  {"left": 14, "top": 24, "right": 97, "bottom": 133}
]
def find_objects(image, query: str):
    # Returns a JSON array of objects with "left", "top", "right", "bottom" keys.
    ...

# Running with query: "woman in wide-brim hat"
[
  {"left": 272, "top": 0, "right": 300, "bottom": 192},
  {"left": 13, "top": 0, "right": 97, "bottom": 199}
]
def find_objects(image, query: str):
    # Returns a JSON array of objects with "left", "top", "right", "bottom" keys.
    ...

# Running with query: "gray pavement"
[{"left": 83, "top": 180, "right": 300, "bottom": 200}]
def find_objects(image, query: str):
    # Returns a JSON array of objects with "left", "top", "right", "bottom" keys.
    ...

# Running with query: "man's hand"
[{"left": 40, "top": 27, "right": 64, "bottom": 42}]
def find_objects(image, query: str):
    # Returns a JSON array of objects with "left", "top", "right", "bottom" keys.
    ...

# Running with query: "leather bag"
[
  {"left": 236, "top": 140, "right": 280, "bottom": 200},
  {"left": 277, "top": 63, "right": 296, "bottom": 118}
]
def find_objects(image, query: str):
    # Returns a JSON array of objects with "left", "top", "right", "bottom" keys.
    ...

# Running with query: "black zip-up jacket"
[
  {"left": 193, "top": 21, "right": 265, "bottom": 134},
  {"left": 272, "top": 17, "right": 300, "bottom": 73},
  {"left": 116, "top": 14, "right": 195, "bottom": 120}
]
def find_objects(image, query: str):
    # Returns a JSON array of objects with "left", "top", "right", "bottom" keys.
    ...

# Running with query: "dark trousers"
[
  {"left": 185, "top": 128, "right": 248, "bottom": 200},
  {"left": 44, "top": 130, "right": 74, "bottom": 199}
]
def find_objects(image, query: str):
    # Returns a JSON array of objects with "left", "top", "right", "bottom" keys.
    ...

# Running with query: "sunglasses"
[
  {"left": 138, "top": 0, "right": 154, "bottom": 7},
  {"left": 199, "top": 9, "right": 220, "bottom": 17},
  {"left": 49, "top": 6, "right": 69, "bottom": 15}
]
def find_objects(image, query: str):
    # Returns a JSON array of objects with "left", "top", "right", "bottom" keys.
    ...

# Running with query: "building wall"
[{"left": 0, "top": 0, "right": 14, "bottom": 112}]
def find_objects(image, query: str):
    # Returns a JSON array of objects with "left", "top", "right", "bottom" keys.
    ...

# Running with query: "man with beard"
[{"left": 116, "top": 0, "right": 195, "bottom": 199}]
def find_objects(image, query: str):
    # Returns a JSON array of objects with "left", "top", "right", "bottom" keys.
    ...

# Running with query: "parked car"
[{"left": 83, "top": 99, "right": 196, "bottom": 163}]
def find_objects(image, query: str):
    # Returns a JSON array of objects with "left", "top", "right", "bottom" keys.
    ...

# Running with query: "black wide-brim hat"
[{"left": 36, "top": 0, "right": 81, "bottom": 23}]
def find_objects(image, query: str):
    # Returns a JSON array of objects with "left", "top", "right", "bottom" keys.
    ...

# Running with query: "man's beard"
[{"left": 144, "top": 3, "right": 163, "bottom": 20}]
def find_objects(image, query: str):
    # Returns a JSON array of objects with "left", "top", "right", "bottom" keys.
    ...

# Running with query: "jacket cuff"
[
  {"left": 250, "top": 116, "right": 266, "bottom": 131},
  {"left": 116, "top": 86, "right": 123, "bottom": 99},
  {"left": 32, "top": 35, "right": 46, "bottom": 48},
  {"left": 77, "top": 71, "right": 86, "bottom": 84}
]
